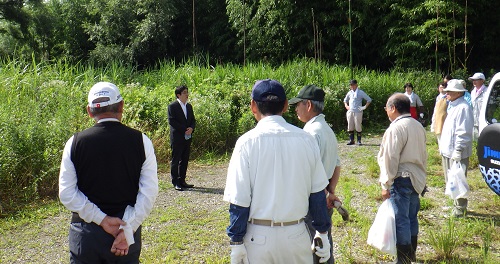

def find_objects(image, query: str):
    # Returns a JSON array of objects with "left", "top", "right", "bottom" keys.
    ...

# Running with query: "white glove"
[
  {"left": 358, "top": 105, "right": 367, "bottom": 111},
  {"left": 230, "top": 244, "right": 249, "bottom": 264},
  {"left": 420, "top": 113, "right": 424, "bottom": 118},
  {"left": 451, "top": 151, "right": 462, "bottom": 162},
  {"left": 311, "top": 231, "right": 331, "bottom": 263}
]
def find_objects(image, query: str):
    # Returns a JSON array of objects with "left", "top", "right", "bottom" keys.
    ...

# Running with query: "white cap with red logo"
[{"left": 88, "top": 82, "right": 123, "bottom": 108}]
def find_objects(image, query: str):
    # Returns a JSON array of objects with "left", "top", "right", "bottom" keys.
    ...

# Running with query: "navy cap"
[
  {"left": 349, "top": 79, "right": 357, "bottom": 85},
  {"left": 251, "top": 79, "right": 286, "bottom": 102}
]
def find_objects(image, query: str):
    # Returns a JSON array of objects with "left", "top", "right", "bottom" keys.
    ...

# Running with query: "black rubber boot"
[
  {"left": 396, "top": 244, "right": 413, "bottom": 264},
  {"left": 410, "top": 236, "right": 418, "bottom": 262},
  {"left": 347, "top": 131, "right": 355, "bottom": 145},
  {"left": 357, "top": 132, "right": 362, "bottom": 145}
]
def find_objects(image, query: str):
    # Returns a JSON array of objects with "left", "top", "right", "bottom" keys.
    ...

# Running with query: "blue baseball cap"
[{"left": 251, "top": 79, "right": 286, "bottom": 102}]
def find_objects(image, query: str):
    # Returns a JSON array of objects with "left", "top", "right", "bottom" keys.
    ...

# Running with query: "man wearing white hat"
[
  {"left": 59, "top": 82, "right": 159, "bottom": 263},
  {"left": 468, "top": 72, "right": 487, "bottom": 140},
  {"left": 439, "top": 79, "right": 473, "bottom": 217}
]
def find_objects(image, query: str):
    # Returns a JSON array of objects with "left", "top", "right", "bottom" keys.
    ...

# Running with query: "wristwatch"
[{"left": 230, "top": 241, "right": 244, "bottom": 245}]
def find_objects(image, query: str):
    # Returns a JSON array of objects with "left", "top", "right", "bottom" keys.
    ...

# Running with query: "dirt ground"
[{"left": 1, "top": 132, "right": 499, "bottom": 263}]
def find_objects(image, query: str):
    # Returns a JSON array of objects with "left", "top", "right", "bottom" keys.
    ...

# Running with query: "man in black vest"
[
  {"left": 168, "top": 85, "right": 196, "bottom": 191},
  {"left": 59, "top": 82, "right": 159, "bottom": 263}
]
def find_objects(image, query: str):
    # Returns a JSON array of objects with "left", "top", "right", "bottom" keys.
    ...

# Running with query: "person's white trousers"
[{"left": 244, "top": 222, "right": 313, "bottom": 264}]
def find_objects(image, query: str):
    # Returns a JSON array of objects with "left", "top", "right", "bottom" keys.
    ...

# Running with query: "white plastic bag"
[
  {"left": 367, "top": 199, "right": 397, "bottom": 256},
  {"left": 445, "top": 161, "right": 470, "bottom": 199}
]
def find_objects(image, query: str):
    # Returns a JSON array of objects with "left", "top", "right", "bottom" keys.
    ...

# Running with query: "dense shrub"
[{"left": 0, "top": 58, "right": 447, "bottom": 212}]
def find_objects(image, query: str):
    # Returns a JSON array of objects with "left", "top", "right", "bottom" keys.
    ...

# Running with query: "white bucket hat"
[{"left": 443, "top": 79, "right": 467, "bottom": 92}]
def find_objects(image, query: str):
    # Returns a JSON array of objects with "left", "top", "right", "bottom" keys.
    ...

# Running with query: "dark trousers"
[
  {"left": 69, "top": 222, "right": 142, "bottom": 264},
  {"left": 170, "top": 138, "right": 192, "bottom": 186},
  {"left": 305, "top": 208, "right": 335, "bottom": 264}
]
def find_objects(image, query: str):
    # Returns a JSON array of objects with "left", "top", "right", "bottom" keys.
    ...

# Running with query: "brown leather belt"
[{"left": 249, "top": 218, "right": 304, "bottom": 227}]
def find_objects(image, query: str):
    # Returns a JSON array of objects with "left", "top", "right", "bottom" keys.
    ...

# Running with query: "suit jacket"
[{"left": 168, "top": 100, "right": 196, "bottom": 143}]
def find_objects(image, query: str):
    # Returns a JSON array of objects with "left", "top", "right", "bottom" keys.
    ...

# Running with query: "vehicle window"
[{"left": 485, "top": 81, "right": 500, "bottom": 124}]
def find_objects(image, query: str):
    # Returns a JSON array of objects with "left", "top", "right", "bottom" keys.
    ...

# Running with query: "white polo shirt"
[
  {"left": 303, "top": 114, "right": 340, "bottom": 179},
  {"left": 223, "top": 115, "right": 328, "bottom": 222}
]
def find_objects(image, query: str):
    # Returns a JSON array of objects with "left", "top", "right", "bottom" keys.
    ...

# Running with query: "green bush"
[{"left": 0, "top": 57, "right": 445, "bottom": 213}]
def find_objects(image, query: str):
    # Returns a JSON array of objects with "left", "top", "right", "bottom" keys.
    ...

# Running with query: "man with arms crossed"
[
  {"left": 59, "top": 82, "right": 158, "bottom": 263},
  {"left": 224, "top": 79, "right": 331, "bottom": 263},
  {"left": 468, "top": 72, "right": 486, "bottom": 140}
]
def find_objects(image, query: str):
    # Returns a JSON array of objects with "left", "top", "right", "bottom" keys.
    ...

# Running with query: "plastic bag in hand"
[
  {"left": 367, "top": 199, "right": 396, "bottom": 256},
  {"left": 445, "top": 161, "right": 470, "bottom": 199}
]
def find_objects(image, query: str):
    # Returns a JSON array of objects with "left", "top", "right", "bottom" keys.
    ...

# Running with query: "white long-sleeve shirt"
[
  {"left": 377, "top": 114, "right": 427, "bottom": 194},
  {"left": 224, "top": 115, "right": 328, "bottom": 222},
  {"left": 59, "top": 119, "right": 158, "bottom": 234},
  {"left": 439, "top": 97, "right": 473, "bottom": 159}
]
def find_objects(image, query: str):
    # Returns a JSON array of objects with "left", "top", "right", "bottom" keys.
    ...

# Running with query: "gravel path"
[{"left": 1, "top": 131, "right": 499, "bottom": 263}]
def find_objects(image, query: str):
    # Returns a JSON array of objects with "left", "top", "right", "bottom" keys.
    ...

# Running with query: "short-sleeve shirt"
[
  {"left": 223, "top": 115, "right": 328, "bottom": 222},
  {"left": 303, "top": 114, "right": 340, "bottom": 178},
  {"left": 343, "top": 88, "right": 372, "bottom": 113}
]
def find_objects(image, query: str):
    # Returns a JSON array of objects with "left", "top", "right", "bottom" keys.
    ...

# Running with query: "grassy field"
[
  {"left": 1, "top": 59, "right": 498, "bottom": 263},
  {"left": 0, "top": 131, "right": 499, "bottom": 263}
]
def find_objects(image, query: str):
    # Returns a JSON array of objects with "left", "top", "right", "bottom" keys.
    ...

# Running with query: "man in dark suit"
[{"left": 168, "top": 85, "right": 196, "bottom": 191}]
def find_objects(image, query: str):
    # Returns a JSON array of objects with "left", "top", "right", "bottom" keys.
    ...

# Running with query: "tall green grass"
[{"left": 0, "top": 57, "right": 443, "bottom": 213}]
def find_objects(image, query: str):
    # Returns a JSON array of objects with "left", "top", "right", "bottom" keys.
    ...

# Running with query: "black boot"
[
  {"left": 396, "top": 244, "right": 413, "bottom": 264},
  {"left": 180, "top": 179, "right": 194, "bottom": 188},
  {"left": 357, "top": 132, "right": 362, "bottom": 145},
  {"left": 347, "top": 131, "right": 355, "bottom": 145},
  {"left": 410, "top": 236, "right": 418, "bottom": 262}
]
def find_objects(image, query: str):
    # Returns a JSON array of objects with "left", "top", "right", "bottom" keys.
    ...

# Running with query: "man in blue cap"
[{"left": 224, "top": 79, "right": 331, "bottom": 263}]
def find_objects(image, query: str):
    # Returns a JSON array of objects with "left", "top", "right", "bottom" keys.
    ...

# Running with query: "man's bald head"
[{"left": 387, "top": 93, "right": 411, "bottom": 115}]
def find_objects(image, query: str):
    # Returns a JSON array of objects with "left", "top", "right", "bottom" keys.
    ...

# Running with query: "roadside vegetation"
[
  {"left": 0, "top": 58, "right": 446, "bottom": 211},
  {"left": 0, "top": 59, "right": 499, "bottom": 263}
]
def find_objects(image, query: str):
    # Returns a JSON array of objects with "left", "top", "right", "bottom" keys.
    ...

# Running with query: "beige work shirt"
[{"left": 378, "top": 114, "right": 427, "bottom": 194}]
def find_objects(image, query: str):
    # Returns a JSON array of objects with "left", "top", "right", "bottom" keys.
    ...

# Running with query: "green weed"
[{"left": 428, "top": 217, "right": 466, "bottom": 259}]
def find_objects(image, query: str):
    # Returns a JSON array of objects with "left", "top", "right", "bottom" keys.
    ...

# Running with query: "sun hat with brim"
[
  {"left": 468, "top": 72, "right": 485, "bottom": 80},
  {"left": 443, "top": 79, "right": 467, "bottom": 92},
  {"left": 289, "top": 84, "right": 325, "bottom": 105}
]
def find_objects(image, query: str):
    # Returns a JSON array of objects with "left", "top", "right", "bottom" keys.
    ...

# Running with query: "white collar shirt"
[
  {"left": 177, "top": 98, "right": 188, "bottom": 119},
  {"left": 471, "top": 84, "right": 486, "bottom": 101},
  {"left": 59, "top": 128, "right": 158, "bottom": 234},
  {"left": 223, "top": 115, "right": 328, "bottom": 222},
  {"left": 303, "top": 114, "right": 340, "bottom": 178}
]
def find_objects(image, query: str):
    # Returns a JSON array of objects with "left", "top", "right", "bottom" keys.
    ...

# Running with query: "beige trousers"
[{"left": 346, "top": 110, "right": 363, "bottom": 132}]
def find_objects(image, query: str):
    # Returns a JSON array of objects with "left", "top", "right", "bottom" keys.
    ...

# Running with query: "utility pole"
[
  {"left": 349, "top": 0, "right": 353, "bottom": 79},
  {"left": 243, "top": 0, "right": 246, "bottom": 66},
  {"left": 192, "top": 0, "right": 197, "bottom": 51}
]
